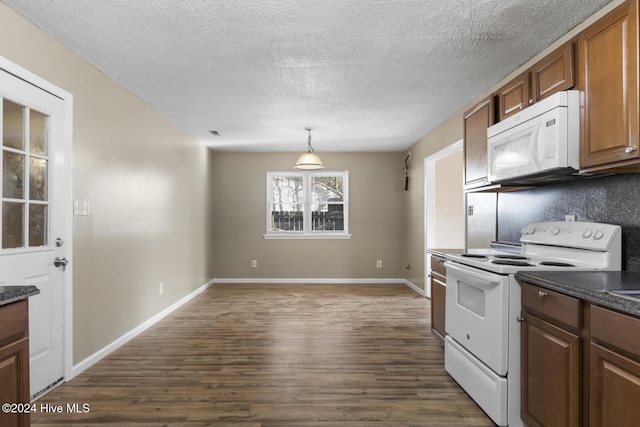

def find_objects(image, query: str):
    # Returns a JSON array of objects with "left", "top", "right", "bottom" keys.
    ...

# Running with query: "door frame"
[
  {"left": 424, "top": 139, "right": 463, "bottom": 298},
  {"left": 0, "top": 55, "right": 74, "bottom": 384}
]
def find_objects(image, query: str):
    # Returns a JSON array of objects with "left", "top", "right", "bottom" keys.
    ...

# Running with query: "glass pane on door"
[
  {"left": 29, "top": 110, "right": 46, "bottom": 155},
  {"left": 29, "top": 204, "right": 47, "bottom": 247},
  {"left": 3, "top": 151, "right": 25, "bottom": 199},
  {"left": 3, "top": 99, "right": 24, "bottom": 150},
  {"left": 1, "top": 98, "right": 51, "bottom": 250},
  {"left": 2, "top": 202, "right": 24, "bottom": 248},
  {"left": 29, "top": 157, "right": 47, "bottom": 201}
]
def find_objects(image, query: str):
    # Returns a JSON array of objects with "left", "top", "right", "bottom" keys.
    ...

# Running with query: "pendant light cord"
[{"left": 307, "top": 128, "right": 315, "bottom": 153}]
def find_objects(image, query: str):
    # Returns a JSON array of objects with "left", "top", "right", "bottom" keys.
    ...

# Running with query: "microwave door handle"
[
  {"left": 443, "top": 261, "right": 501, "bottom": 290},
  {"left": 531, "top": 120, "right": 543, "bottom": 169}
]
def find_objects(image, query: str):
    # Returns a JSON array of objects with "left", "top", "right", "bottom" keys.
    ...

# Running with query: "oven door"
[{"left": 444, "top": 261, "right": 510, "bottom": 375}]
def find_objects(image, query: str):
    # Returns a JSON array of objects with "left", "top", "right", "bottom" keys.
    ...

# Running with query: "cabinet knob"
[
  {"left": 517, "top": 316, "right": 524, "bottom": 323},
  {"left": 538, "top": 290, "right": 548, "bottom": 299},
  {"left": 625, "top": 146, "right": 638, "bottom": 154},
  {"left": 529, "top": 98, "right": 535, "bottom": 105},
  {"left": 519, "top": 103, "right": 526, "bottom": 110}
]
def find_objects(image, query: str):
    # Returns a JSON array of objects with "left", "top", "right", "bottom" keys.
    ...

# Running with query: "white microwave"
[{"left": 487, "top": 90, "right": 579, "bottom": 184}]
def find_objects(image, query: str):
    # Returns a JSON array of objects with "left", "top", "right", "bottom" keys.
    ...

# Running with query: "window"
[{"left": 265, "top": 171, "right": 350, "bottom": 239}]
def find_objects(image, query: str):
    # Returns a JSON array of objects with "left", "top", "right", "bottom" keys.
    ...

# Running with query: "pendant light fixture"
[{"left": 294, "top": 127, "right": 324, "bottom": 170}]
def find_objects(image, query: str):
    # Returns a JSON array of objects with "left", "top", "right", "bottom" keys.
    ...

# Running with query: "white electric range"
[{"left": 443, "top": 221, "right": 622, "bottom": 427}]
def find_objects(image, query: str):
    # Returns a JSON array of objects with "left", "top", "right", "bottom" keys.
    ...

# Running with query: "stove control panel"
[{"left": 520, "top": 221, "right": 621, "bottom": 250}]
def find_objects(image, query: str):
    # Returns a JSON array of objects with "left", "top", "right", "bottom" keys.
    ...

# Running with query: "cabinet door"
[
  {"left": 463, "top": 95, "right": 495, "bottom": 188},
  {"left": 0, "top": 338, "right": 30, "bottom": 427},
  {"left": 430, "top": 276, "right": 446, "bottom": 343},
  {"left": 579, "top": 0, "right": 639, "bottom": 169},
  {"left": 531, "top": 41, "right": 575, "bottom": 102},
  {"left": 521, "top": 312, "right": 581, "bottom": 427},
  {"left": 589, "top": 342, "right": 640, "bottom": 427},
  {"left": 497, "top": 71, "right": 531, "bottom": 121}
]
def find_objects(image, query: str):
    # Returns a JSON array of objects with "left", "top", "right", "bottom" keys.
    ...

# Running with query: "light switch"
[{"left": 74, "top": 200, "right": 90, "bottom": 216}]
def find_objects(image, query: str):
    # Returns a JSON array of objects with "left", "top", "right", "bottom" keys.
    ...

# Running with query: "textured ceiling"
[{"left": 1, "top": 0, "right": 612, "bottom": 152}]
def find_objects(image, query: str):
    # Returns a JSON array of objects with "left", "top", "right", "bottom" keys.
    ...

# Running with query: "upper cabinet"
[
  {"left": 462, "top": 0, "right": 640, "bottom": 188},
  {"left": 531, "top": 42, "right": 576, "bottom": 102},
  {"left": 464, "top": 42, "right": 573, "bottom": 190},
  {"left": 497, "top": 42, "right": 575, "bottom": 121},
  {"left": 464, "top": 95, "right": 495, "bottom": 189},
  {"left": 578, "top": 0, "right": 640, "bottom": 171},
  {"left": 496, "top": 71, "right": 531, "bottom": 121}
]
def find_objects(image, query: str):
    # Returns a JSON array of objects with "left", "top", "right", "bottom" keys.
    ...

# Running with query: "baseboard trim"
[
  {"left": 213, "top": 278, "right": 426, "bottom": 295},
  {"left": 213, "top": 277, "right": 405, "bottom": 284},
  {"left": 403, "top": 280, "right": 426, "bottom": 296},
  {"left": 69, "top": 279, "right": 215, "bottom": 380}
]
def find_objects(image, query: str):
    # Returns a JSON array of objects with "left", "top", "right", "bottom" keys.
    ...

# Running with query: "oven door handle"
[{"left": 444, "top": 261, "right": 502, "bottom": 290}]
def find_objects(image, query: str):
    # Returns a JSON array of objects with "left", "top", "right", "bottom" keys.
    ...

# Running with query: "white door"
[{"left": 0, "top": 68, "right": 67, "bottom": 398}]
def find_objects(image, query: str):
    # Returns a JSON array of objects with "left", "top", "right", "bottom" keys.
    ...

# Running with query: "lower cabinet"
[
  {"left": 521, "top": 313, "right": 581, "bottom": 427},
  {"left": 521, "top": 284, "right": 582, "bottom": 427},
  {"left": 589, "top": 343, "right": 640, "bottom": 427},
  {"left": 521, "top": 282, "right": 640, "bottom": 427},
  {"left": 0, "top": 300, "right": 30, "bottom": 427},
  {"left": 589, "top": 305, "right": 640, "bottom": 427},
  {"left": 430, "top": 255, "right": 446, "bottom": 343}
]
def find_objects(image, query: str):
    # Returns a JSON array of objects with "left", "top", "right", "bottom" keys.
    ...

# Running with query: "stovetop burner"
[
  {"left": 492, "top": 255, "right": 529, "bottom": 260},
  {"left": 538, "top": 261, "right": 576, "bottom": 267},
  {"left": 461, "top": 254, "right": 488, "bottom": 258},
  {"left": 491, "top": 260, "right": 535, "bottom": 266}
]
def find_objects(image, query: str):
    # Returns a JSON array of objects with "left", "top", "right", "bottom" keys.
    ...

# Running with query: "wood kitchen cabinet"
[
  {"left": 0, "top": 300, "right": 30, "bottom": 427},
  {"left": 521, "top": 283, "right": 582, "bottom": 427},
  {"left": 463, "top": 41, "right": 574, "bottom": 190},
  {"left": 578, "top": 0, "right": 640, "bottom": 171},
  {"left": 497, "top": 41, "right": 575, "bottom": 121},
  {"left": 430, "top": 255, "right": 446, "bottom": 343},
  {"left": 589, "top": 305, "right": 640, "bottom": 427},
  {"left": 463, "top": 95, "right": 495, "bottom": 189},
  {"left": 497, "top": 71, "right": 531, "bottom": 121},
  {"left": 521, "top": 280, "right": 640, "bottom": 427}
]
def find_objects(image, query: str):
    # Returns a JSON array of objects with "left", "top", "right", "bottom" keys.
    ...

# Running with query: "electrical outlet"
[
  {"left": 159, "top": 282, "right": 164, "bottom": 295},
  {"left": 376, "top": 260, "right": 382, "bottom": 268},
  {"left": 251, "top": 260, "right": 257, "bottom": 268},
  {"left": 565, "top": 214, "right": 576, "bottom": 222}
]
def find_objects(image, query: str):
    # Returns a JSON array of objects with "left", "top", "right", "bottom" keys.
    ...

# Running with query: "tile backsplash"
[{"left": 497, "top": 174, "right": 640, "bottom": 271}]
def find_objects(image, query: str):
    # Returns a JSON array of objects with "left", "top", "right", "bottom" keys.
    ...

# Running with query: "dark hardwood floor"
[{"left": 31, "top": 283, "right": 494, "bottom": 426}]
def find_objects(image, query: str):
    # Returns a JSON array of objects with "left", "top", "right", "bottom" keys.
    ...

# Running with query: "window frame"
[{"left": 264, "top": 170, "right": 351, "bottom": 239}]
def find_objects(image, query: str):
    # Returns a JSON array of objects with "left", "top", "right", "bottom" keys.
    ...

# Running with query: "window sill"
[{"left": 263, "top": 233, "right": 352, "bottom": 240}]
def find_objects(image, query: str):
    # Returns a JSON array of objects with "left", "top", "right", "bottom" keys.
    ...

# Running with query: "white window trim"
[{"left": 264, "top": 170, "right": 351, "bottom": 240}]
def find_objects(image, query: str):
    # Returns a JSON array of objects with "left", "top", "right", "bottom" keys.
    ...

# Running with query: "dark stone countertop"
[
  {"left": 516, "top": 271, "right": 640, "bottom": 317},
  {"left": 0, "top": 286, "right": 40, "bottom": 307}
]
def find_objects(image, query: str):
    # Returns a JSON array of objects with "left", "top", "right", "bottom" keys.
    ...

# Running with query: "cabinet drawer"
[
  {"left": 0, "top": 300, "right": 28, "bottom": 345},
  {"left": 430, "top": 256, "right": 446, "bottom": 278},
  {"left": 591, "top": 305, "right": 640, "bottom": 356},
  {"left": 522, "top": 282, "right": 581, "bottom": 329}
]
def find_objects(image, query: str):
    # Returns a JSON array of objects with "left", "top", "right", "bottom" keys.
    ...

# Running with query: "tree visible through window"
[{"left": 266, "top": 171, "right": 349, "bottom": 238}]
